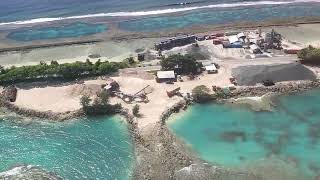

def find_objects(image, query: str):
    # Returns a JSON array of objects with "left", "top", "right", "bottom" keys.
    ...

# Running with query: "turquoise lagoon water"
[
  {"left": 120, "top": 3, "right": 320, "bottom": 32},
  {"left": 0, "top": 116, "right": 134, "bottom": 179},
  {"left": 169, "top": 89, "right": 320, "bottom": 179},
  {"left": 6, "top": 23, "right": 107, "bottom": 41}
]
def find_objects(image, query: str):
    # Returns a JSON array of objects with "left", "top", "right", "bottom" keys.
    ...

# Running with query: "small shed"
[
  {"left": 237, "top": 32, "right": 246, "bottom": 39},
  {"left": 205, "top": 65, "right": 217, "bottom": 74},
  {"left": 156, "top": 71, "right": 176, "bottom": 83},
  {"left": 249, "top": 44, "right": 262, "bottom": 54},
  {"left": 228, "top": 35, "right": 239, "bottom": 44},
  {"left": 196, "top": 35, "right": 206, "bottom": 41},
  {"left": 104, "top": 80, "right": 120, "bottom": 94},
  {"left": 138, "top": 53, "right": 145, "bottom": 61},
  {"left": 224, "top": 42, "right": 243, "bottom": 48}
]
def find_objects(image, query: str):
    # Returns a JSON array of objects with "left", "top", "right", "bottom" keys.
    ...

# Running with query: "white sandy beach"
[{"left": 0, "top": 38, "right": 157, "bottom": 67}]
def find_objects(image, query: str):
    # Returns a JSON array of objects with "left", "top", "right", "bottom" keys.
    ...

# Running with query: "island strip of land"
[
  {"left": 2, "top": 25, "right": 320, "bottom": 179},
  {"left": 0, "top": 21, "right": 320, "bottom": 68}
]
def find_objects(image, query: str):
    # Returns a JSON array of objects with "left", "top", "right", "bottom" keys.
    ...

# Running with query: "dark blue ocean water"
[
  {"left": 0, "top": 0, "right": 213, "bottom": 22},
  {"left": 120, "top": 4, "right": 320, "bottom": 32},
  {"left": 1, "top": 0, "right": 320, "bottom": 40}
]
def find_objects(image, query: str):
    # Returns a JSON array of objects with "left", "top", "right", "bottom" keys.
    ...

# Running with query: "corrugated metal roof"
[
  {"left": 228, "top": 35, "right": 239, "bottom": 44},
  {"left": 205, "top": 65, "right": 217, "bottom": 71},
  {"left": 237, "top": 32, "right": 246, "bottom": 39},
  {"left": 157, "top": 71, "right": 175, "bottom": 79},
  {"left": 250, "top": 44, "right": 259, "bottom": 50}
]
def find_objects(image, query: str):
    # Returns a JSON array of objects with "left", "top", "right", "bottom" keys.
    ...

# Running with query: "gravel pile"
[{"left": 232, "top": 63, "right": 317, "bottom": 86}]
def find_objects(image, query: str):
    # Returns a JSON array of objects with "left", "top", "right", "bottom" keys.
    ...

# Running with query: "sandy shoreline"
[
  {"left": 2, "top": 20, "right": 320, "bottom": 179},
  {"left": 1, "top": 20, "right": 320, "bottom": 67},
  {"left": 2, "top": 69, "right": 320, "bottom": 179},
  {"left": 5, "top": 59, "right": 320, "bottom": 125}
]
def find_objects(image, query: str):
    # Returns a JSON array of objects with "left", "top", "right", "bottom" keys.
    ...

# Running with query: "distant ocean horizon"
[
  {"left": 1, "top": 0, "right": 320, "bottom": 25},
  {"left": 1, "top": 0, "right": 320, "bottom": 40}
]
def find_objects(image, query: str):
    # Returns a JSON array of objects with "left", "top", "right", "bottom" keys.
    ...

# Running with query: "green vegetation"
[
  {"left": 132, "top": 104, "right": 140, "bottom": 117},
  {"left": 80, "top": 90, "right": 122, "bottom": 116},
  {"left": 124, "top": 57, "right": 135, "bottom": 65},
  {"left": 192, "top": 85, "right": 214, "bottom": 103},
  {"left": 160, "top": 54, "right": 203, "bottom": 75},
  {"left": 0, "top": 60, "right": 129, "bottom": 85},
  {"left": 298, "top": 46, "right": 320, "bottom": 63},
  {"left": 0, "top": 65, "right": 4, "bottom": 74},
  {"left": 188, "top": 43, "right": 209, "bottom": 60}
]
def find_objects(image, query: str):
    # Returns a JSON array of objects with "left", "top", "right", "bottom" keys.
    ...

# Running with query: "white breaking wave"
[{"left": 0, "top": 0, "right": 319, "bottom": 26}]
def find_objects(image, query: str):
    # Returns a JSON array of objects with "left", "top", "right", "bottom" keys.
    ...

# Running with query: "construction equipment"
[
  {"left": 167, "top": 87, "right": 181, "bottom": 98},
  {"left": 133, "top": 85, "right": 150, "bottom": 96}
]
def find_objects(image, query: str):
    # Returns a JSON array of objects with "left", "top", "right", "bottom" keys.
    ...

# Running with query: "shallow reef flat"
[{"left": 169, "top": 89, "right": 320, "bottom": 180}]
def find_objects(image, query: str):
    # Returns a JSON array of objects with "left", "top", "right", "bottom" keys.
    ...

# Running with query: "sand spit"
[{"left": 0, "top": 38, "right": 157, "bottom": 68}]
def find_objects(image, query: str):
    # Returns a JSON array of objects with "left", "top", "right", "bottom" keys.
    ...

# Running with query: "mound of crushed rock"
[{"left": 232, "top": 63, "right": 317, "bottom": 86}]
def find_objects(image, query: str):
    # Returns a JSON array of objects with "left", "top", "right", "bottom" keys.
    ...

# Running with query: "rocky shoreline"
[
  {"left": 131, "top": 80, "right": 320, "bottom": 180},
  {"left": 1, "top": 80, "right": 320, "bottom": 179},
  {"left": 0, "top": 99, "right": 84, "bottom": 121},
  {"left": 221, "top": 80, "right": 320, "bottom": 99}
]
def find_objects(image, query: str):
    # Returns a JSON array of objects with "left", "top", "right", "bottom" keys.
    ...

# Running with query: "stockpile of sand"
[
  {"left": 14, "top": 86, "right": 82, "bottom": 113},
  {"left": 119, "top": 69, "right": 154, "bottom": 80},
  {"left": 232, "top": 63, "right": 317, "bottom": 86},
  {"left": 199, "top": 40, "right": 246, "bottom": 60},
  {"left": 67, "top": 84, "right": 102, "bottom": 97}
]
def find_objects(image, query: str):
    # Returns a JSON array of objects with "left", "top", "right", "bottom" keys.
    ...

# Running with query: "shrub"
[
  {"left": 80, "top": 95, "right": 91, "bottom": 107},
  {"left": 191, "top": 85, "right": 214, "bottom": 103},
  {"left": 132, "top": 104, "right": 140, "bottom": 117},
  {"left": 125, "top": 57, "right": 135, "bottom": 65},
  {"left": 160, "top": 54, "right": 203, "bottom": 75},
  {"left": 80, "top": 92, "right": 122, "bottom": 116},
  {"left": 298, "top": 46, "right": 320, "bottom": 64},
  {"left": 0, "top": 60, "right": 129, "bottom": 85}
]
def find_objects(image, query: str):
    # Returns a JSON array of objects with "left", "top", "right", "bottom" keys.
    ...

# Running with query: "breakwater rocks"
[
  {"left": 147, "top": 81, "right": 320, "bottom": 180},
  {"left": 1, "top": 100, "right": 83, "bottom": 121},
  {"left": 0, "top": 165, "right": 62, "bottom": 180},
  {"left": 222, "top": 80, "right": 320, "bottom": 100},
  {"left": 119, "top": 109, "right": 145, "bottom": 147},
  {"left": 160, "top": 100, "right": 189, "bottom": 124},
  {"left": 133, "top": 122, "right": 198, "bottom": 180}
]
